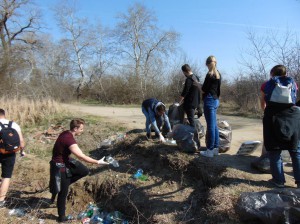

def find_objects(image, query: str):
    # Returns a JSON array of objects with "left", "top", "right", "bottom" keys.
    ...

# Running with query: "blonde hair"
[{"left": 206, "top": 56, "right": 220, "bottom": 79}]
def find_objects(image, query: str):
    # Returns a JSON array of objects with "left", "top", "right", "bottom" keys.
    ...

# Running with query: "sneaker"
[
  {"left": 0, "top": 200, "right": 6, "bottom": 208},
  {"left": 146, "top": 133, "right": 151, "bottom": 139},
  {"left": 200, "top": 149, "right": 214, "bottom": 158},
  {"left": 213, "top": 148, "right": 219, "bottom": 156},
  {"left": 269, "top": 179, "right": 285, "bottom": 188}
]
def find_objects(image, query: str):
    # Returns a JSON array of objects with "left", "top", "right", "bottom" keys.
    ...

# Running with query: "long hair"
[{"left": 206, "top": 55, "right": 220, "bottom": 79}]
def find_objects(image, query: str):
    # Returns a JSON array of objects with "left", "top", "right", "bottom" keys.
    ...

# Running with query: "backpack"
[
  {"left": 264, "top": 76, "right": 297, "bottom": 104},
  {"left": 0, "top": 121, "right": 21, "bottom": 154}
]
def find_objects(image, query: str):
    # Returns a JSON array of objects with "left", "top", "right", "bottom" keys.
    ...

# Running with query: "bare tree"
[
  {"left": 234, "top": 29, "right": 300, "bottom": 113},
  {"left": 0, "top": 0, "right": 40, "bottom": 79},
  {"left": 112, "top": 3, "right": 179, "bottom": 101},
  {"left": 53, "top": 0, "right": 94, "bottom": 100}
]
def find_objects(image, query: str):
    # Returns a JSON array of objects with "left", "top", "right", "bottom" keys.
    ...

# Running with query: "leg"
[
  {"left": 57, "top": 172, "right": 70, "bottom": 220},
  {"left": 0, "top": 178, "right": 11, "bottom": 201},
  {"left": 185, "top": 107, "right": 195, "bottom": 127},
  {"left": 69, "top": 160, "right": 89, "bottom": 184},
  {"left": 268, "top": 150, "right": 285, "bottom": 184},
  {"left": 142, "top": 106, "right": 151, "bottom": 137},
  {"left": 289, "top": 149, "right": 300, "bottom": 186},
  {"left": 213, "top": 99, "right": 220, "bottom": 149},
  {"left": 203, "top": 97, "right": 216, "bottom": 151},
  {"left": 0, "top": 153, "right": 16, "bottom": 202}
]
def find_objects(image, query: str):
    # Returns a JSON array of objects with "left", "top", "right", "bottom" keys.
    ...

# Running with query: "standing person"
[
  {"left": 49, "top": 118, "right": 109, "bottom": 222},
  {"left": 0, "top": 109, "right": 25, "bottom": 208},
  {"left": 200, "top": 56, "right": 221, "bottom": 158},
  {"left": 262, "top": 65, "right": 300, "bottom": 188},
  {"left": 179, "top": 64, "right": 201, "bottom": 127},
  {"left": 142, "top": 98, "right": 172, "bottom": 143}
]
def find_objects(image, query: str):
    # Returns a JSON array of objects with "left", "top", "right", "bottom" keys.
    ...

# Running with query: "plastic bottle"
[
  {"left": 133, "top": 169, "right": 143, "bottom": 179},
  {"left": 106, "top": 156, "right": 119, "bottom": 167},
  {"left": 77, "top": 211, "right": 88, "bottom": 220},
  {"left": 8, "top": 208, "right": 26, "bottom": 217},
  {"left": 165, "top": 138, "right": 176, "bottom": 145}
]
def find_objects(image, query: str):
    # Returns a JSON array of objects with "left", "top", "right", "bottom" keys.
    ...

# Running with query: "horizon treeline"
[{"left": 1, "top": 0, "right": 299, "bottom": 115}]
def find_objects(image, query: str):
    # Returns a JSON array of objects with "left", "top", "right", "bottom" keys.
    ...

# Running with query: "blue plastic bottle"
[{"left": 133, "top": 169, "right": 143, "bottom": 179}]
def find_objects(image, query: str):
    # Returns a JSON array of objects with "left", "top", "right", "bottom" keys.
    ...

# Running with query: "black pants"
[
  {"left": 57, "top": 160, "right": 89, "bottom": 218},
  {"left": 184, "top": 108, "right": 195, "bottom": 127}
]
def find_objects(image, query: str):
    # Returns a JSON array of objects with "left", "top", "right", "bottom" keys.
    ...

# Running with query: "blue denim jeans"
[
  {"left": 268, "top": 147, "right": 300, "bottom": 184},
  {"left": 204, "top": 94, "right": 219, "bottom": 151}
]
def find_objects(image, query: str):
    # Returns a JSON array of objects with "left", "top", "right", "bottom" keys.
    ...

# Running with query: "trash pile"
[
  {"left": 99, "top": 133, "right": 127, "bottom": 148},
  {"left": 72, "top": 202, "right": 129, "bottom": 224},
  {"left": 32, "top": 124, "right": 65, "bottom": 143}
]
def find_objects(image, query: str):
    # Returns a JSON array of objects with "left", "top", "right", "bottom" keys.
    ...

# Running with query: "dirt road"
[{"left": 64, "top": 103, "right": 263, "bottom": 156}]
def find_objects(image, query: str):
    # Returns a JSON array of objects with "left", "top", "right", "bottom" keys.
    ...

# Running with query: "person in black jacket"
[
  {"left": 179, "top": 64, "right": 201, "bottom": 128},
  {"left": 200, "top": 56, "right": 221, "bottom": 158},
  {"left": 262, "top": 65, "right": 300, "bottom": 188}
]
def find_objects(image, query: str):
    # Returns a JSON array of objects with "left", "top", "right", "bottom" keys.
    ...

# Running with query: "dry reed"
[{"left": 0, "top": 97, "right": 64, "bottom": 127}]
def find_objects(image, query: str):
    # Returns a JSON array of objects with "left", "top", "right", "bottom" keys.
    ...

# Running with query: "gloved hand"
[
  {"left": 97, "top": 156, "right": 109, "bottom": 165},
  {"left": 159, "top": 133, "right": 166, "bottom": 143}
]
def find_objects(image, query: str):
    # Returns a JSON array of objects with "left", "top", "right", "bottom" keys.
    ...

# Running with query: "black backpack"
[{"left": 0, "top": 121, "right": 21, "bottom": 154}]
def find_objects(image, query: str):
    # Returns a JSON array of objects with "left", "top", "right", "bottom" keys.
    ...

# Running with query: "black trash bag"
[
  {"left": 236, "top": 189, "right": 300, "bottom": 224},
  {"left": 205, "top": 120, "right": 232, "bottom": 153},
  {"left": 251, "top": 153, "right": 271, "bottom": 173},
  {"left": 167, "top": 103, "right": 183, "bottom": 128},
  {"left": 170, "top": 124, "right": 198, "bottom": 153}
]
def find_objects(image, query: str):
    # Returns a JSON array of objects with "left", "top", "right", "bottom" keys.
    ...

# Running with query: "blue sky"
[{"left": 38, "top": 0, "right": 300, "bottom": 78}]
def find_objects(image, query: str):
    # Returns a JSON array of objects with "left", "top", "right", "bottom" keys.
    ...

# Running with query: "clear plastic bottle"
[
  {"left": 8, "top": 208, "right": 26, "bottom": 217},
  {"left": 165, "top": 138, "right": 176, "bottom": 145},
  {"left": 106, "top": 156, "right": 119, "bottom": 167}
]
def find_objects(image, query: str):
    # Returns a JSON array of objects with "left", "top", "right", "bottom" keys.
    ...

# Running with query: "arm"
[
  {"left": 69, "top": 144, "right": 108, "bottom": 165},
  {"left": 163, "top": 113, "right": 172, "bottom": 132},
  {"left": 17, "top": 129, "right": 26, "bottom": 156},
  {"left": 147, "top": 107, "right": 161, "bottom": 135},
  {"left": 180, "top": 78, "right": 193, "bottom": 102},
  {"left": 260, "top": 90, "right": 266, "bottom": 111},
  {"left": 17, "top": 129, "right": 25, "bottom": 149}
]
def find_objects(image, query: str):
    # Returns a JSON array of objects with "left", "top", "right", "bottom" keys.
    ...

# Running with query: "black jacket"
[
  {"left": 263, "top": 106, "right": 300, "bottom": 151},
  {"left": 181, "top": 74, "right": 201, "bottom": 109},
  {"left": 202, "top": 72, "right": 221, "bottom": 99}
]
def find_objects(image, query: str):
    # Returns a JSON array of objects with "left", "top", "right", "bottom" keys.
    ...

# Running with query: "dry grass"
[{"left": 0, "top": 97, "right": 64, "bottom": 127}]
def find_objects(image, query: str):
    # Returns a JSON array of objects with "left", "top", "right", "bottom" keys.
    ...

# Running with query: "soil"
[{"left": 0, "top": 104, "right": 297, "bottom": 224}]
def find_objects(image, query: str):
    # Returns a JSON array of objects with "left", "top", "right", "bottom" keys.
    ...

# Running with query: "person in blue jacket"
[{"left": 142, "top": 98, "right": 171, "bottom": 142}]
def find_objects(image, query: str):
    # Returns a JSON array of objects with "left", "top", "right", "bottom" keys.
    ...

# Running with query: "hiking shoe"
[
  {"left": 57, "top": 215, "right": 74, "bottom": 223},
  {"left": 0, "top": 201, "right": 6, "bottom": 208},
  {"left": 269, "top": 179, "right": 285, "bottom": 188},
  {"left": 213, "top": 148, "right": 219, "bottom": 156},
  {"left": 200, "top": 149, "right": 214, "bottom": 158}
]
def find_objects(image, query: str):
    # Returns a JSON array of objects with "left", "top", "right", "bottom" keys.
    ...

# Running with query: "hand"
[
  {"left": 159, "top": 133, "right": 166, "bottom": 143},
  {"left": 97, "top": 156, "right": 109, "bottom": 165},
  {"left": 20, "top": 149, "right": 26, "bottom": 157}
]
